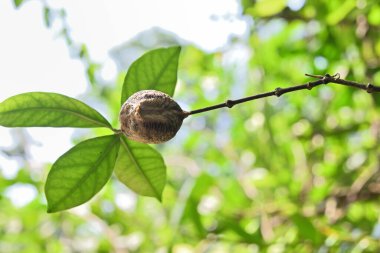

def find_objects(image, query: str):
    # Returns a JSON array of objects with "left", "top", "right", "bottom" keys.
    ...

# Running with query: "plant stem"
[
  {"left": 112, "top": 128, "right": 123, "bottom": 135},
  {"left": 188, "top": 73, "right": 380, "bottom": 116}
]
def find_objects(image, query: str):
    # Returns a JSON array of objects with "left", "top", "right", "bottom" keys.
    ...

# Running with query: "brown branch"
[{"left": 188, "top": 73, "right": 380, "bottom": 116}]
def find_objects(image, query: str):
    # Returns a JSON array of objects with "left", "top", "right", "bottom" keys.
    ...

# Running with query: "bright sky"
[{"left": 0, "top": 0, "right": 248, "bottom": 205}]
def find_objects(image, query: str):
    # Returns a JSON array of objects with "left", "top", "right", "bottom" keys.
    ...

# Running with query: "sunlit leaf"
[
  {"left": 368, "top": 6, "right": 380, "bottom": 25},
  {"left": 120, "top": 46, "right": 181, "bottom": 105},
  {"left": 326, "top": 0, "right": 355, "bottom": 25},
  {"left": 45, "top": 134, "right": 120, "bottom": 212},
  {"left": 87, "top": 63, "right": 99, "bottom": 87},
  {"left": 13, "top": 0, "right": 23, "bottom": 8},
  {"left": 114, "top": 136, "right": 166, "bottom": 200},
  {"left": 217, "top": 218, "right": 263, "bottom": 245},
  {"left": 292, "top": 214, "right": 322, "bottom": 244},
  {"left": 43, "top": 7, "right": 52, "bottom": 28},
  {"left": 0, "top": 92, "right": 111, "bottom": 128},
  {"left": 245, "top": 0, "right": 286, "bottom": 17}
]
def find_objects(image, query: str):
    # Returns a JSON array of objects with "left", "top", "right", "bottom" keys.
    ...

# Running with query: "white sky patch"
[
  {"left": 51, "top": 0, "right": 248, "bottom": 59},
  {"left": 0, "top": 1, "right": 88, "bottom": 99},
  {"left": 4, "top": 183, "right": 38, "bottom": 207},
  {"left": 287, "top": 0, "right": 305, "bottom": 11},
  {"left": 26, "top": 128, "right": 76, "bottom": 163},
  {"left": 115, "top": 192, "right": 136, "bottom": 212},
  {"left": 100, "top": 58, "right": 118, "bottom": 82},
  {"left": 0, "top": 154, "right": 20, "bottom": 179},
  {"left": 0, "top": 128, "right": 14, "bottom": 148}
]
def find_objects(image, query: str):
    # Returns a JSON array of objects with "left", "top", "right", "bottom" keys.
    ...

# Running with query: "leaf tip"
[
  {"left": 46, "top": 206, "right": 55, "bottom": 213},
  {"left": 154, "top": 189, "right": 164, "bottom": 202},
  {"left": 169, "top": 45, "right": 182, "bottom": 56},
  {"left": 46, "top": 196, "right": 60, "bottom": 213},
  {"left": 172, "top": 45, "right": 181, "bottom": 51}
]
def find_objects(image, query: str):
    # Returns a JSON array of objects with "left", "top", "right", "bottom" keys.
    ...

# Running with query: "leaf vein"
[
  {"left": 49, "top": 136, "right": 118, "bottom": 210},
  {"left": 120, "top": 138, "right": 160, "bottom": 198}
]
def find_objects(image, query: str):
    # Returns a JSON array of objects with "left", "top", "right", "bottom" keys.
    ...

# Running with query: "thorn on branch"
[
  {"left": 275, "top": 87, "right": 283, "bottom": 97},
  {"left": 305, "top": 73, "right": 324, "bottom": 79},
  {"left": 322, "top": 74, "right": 331, "bottom": 84},
  {"left": 225, "top": 100, "right": 234, "bottom": 108},
  {"left": 367, "top": 83, "right": 374, "bottom": 93},
  {"left": 332, "top": 73, "right": 341, "bottom": 79}
]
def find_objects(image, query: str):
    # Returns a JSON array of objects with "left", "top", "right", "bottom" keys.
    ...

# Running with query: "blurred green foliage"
[{"left": 2, "top": 0, "right": 380, "bottom": 252}]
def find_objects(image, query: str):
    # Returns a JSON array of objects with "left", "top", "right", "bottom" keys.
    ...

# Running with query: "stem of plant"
[
  {"left": 188, "top": 73, "right": 380, "bottom": 116},
  {"left": 112, "top": 128, "right": 123, "bottom": 135}
]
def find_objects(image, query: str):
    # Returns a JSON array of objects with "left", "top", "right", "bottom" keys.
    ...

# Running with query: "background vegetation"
[{"left": 2, "top": 0, "right": 380, "bottom": 252}]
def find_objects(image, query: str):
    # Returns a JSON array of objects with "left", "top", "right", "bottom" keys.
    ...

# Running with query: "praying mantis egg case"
[{"left": 119, "top": 90, "right": 189, "bottom": 144}]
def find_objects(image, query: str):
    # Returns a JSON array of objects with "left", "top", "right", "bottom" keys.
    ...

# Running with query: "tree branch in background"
[{"left": 189, "top": 73, "right": 380, "bottom": 116}]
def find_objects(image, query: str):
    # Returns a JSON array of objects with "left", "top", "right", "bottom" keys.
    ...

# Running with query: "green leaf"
[
  {"left": 45, "top": 135, "right": 120, "bottom": 213},
  {"left": 13, "top": 0, "right": 23, "bottom": 8},
  {"left": 368, "top": 6, "right": 380, "bottom": 25},
  {"left": 326, "top": 0, "right": 355, "bottom": 25},
  {"left": 43, "top": 7, "right": 52, "bottom": 28},
  {"left": 291, "top": 214, "right": 322, "bottom": 244},
  {"left": 114, "top": 136, "right": 166, "bottom": 200},
  {"left": 121, "top": 46, "right": 181, "bottom": 105},
  {"left": 0, "top": 92, "right": 111, "bottom": 128},
  {"left": 246, "top": 0, "right": 286, "bottom": 17},
  {"left": 217, "top": 217, "right": 263, "bottom": 245}
]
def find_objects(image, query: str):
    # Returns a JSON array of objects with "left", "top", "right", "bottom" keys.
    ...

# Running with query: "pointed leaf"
[
  {"left": 0, "top": 92, "right": 111, "bottom": 128},
  {"left": 121, "top": 46, "right": 181, "bottom": 105},
  {"left": 292, "top": 214, "right": 322, "bottom": 244},
  {"left": 14, "top": 0, "right": 23, "bottom": 8},
  {"left": 246, "top": 0, "right": 286, "bottom": 17},
  {"left": 115, "top": 136, "right": 166, "bottom": 200},
  {"left": 45, "top": 134, "right": 120, "bottom": 212}
]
